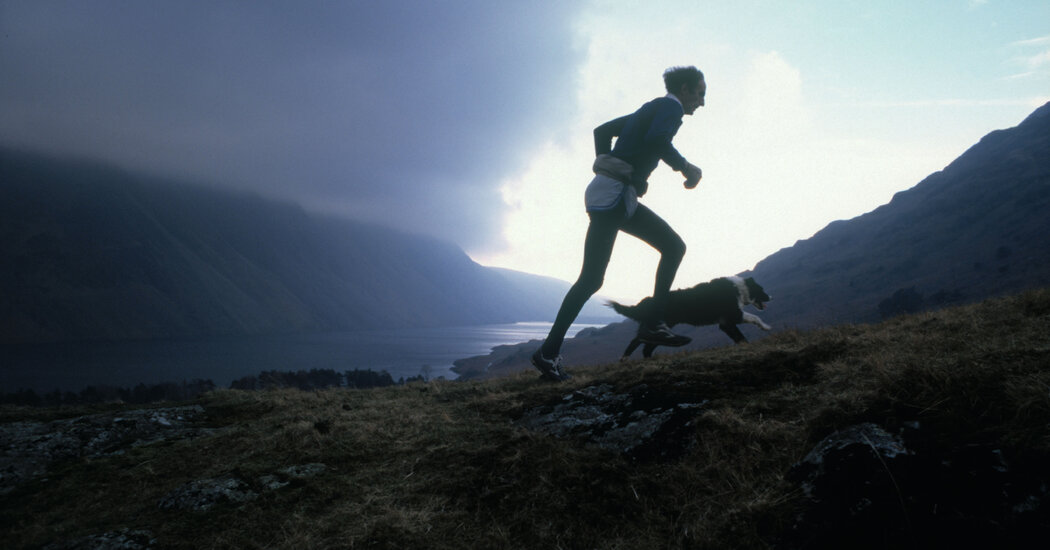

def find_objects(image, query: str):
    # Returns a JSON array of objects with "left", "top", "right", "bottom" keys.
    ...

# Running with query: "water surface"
[{"left": 1, "top": 322, "right": 605, "bottom": 392}]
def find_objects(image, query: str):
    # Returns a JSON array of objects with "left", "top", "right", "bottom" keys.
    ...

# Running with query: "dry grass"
[{"left": 3, "top": 289, "right": 1050, "bottom": 549}]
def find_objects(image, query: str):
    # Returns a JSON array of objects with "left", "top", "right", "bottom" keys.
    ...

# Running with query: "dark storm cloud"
[{"left": 0, "top": 1, "right": 585, "bottom": 249}]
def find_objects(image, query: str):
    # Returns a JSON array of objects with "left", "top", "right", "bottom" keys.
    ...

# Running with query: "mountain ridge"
[
  {"left": 0, "top": 148, "right": 612, "bottom": 344},
  {"left": 743, "top": 100, "right": 1050, "bottom": 327}
]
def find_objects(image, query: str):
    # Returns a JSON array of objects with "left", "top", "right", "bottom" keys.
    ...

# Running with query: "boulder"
[
  {"left": 158, "top": 463, "right": 327, "bottom": 511},
  {"left": 0, "top": 405, "right": 208, "bottom": 495},
  {"left": 157, "top": 476, "right": 257, "bottom": 511},
  {"left": 42, "top": 528, "right": 155, "bottom": 550},
  {"left": 517, "top": 383, "right": 706, "bottom": 461},
  {"left": 785, "top": 422, "right": 1050, "bottom": 548}
]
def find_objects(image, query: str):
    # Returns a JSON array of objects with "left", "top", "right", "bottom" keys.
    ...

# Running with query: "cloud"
[
  {"left": 1021, "top": 50, "right": 1050, "bottom": 70},
  {"left": 860, "top": 98, "right": 1050, "bottom": 108},
  {"left": 1005, "top": 34, "right": 1050, "bottom": 80},
  {"left": 1010, "top": 36, "right": 1050, "bottom": 47},
  {"left": 0, "top": 1, "right": 586, "bottom": 250},
  {"left": 735, "top": 50, "right": 811, "bottom": 139}
]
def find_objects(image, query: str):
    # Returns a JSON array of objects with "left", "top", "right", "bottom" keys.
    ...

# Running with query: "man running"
[{"left": 532, "top": 65, "right": 706, "bottom": 381}]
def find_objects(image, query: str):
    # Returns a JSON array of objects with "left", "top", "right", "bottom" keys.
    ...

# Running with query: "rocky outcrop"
[
  {"left": 157, "top": 476, "right": 258, "bottom": 512},
  {"left": 42, "top": 528, "right": 156, "bottom": 550},
  {"left": 0, "top": 405, "right": 209, "bottom": 495},
  {"left": 157, "top": 463, "right": 326, "bottom": 511},
  {"left": 517, "top": 383, "right": 707, "bottom": 461},
  {"left": 785, "top": 422, "right": 1050, "bottom": 548},
  {"left": 32, "top": 451, "right": 326, "bottom": 547}
]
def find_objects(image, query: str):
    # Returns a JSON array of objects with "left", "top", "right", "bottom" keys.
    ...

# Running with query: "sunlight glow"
[{"left": 471, "top": 1, "right": 1050, "bottom": 303}]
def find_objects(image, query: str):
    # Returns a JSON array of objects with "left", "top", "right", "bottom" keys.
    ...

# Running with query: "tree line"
[{"left": 0, "top": 368, "right": 433, "bottom": 407}]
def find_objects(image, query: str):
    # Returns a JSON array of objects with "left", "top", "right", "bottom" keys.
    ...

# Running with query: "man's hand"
[
  {"left": 682, "top": 163, "right": 702, "bottom": 189},
  {"left": 631, "top": 177, "right": 649, "bottom": 197}
]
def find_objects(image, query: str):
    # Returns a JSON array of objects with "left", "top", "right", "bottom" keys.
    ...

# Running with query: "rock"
[
  {"left": 258, "top": 463, "right": 327, "bottom": 490},
  {"left": 281, "top": 462, "right": 326, "bottom": 478},
  {"left": 157, "top": 476, "right": 257, "bottom": 511},
  {"left": 158, "top": 463, "right": 327, "bottom": 511},
  {"left": 785, "top": 422, "right": 1050, "bottom": 548},
  {"left": 0, "top": 405, "right": 209, "bottom": 495},
  {"left": 42, "top": 528, "right": 155, "bottom": 550},
  {"left": 790, "top": 422, "right": 908, "bottom": 499},
  {"left": 517, "top": 383, "right": 706, "bottom": 461},
  {"left": 258, "top": 474, "right": 289, "bottom": 491}
]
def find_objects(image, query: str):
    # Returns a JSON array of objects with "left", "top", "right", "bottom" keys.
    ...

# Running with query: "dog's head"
[{"left": 743, "top": 277, "right": 771, "bottom": 310}]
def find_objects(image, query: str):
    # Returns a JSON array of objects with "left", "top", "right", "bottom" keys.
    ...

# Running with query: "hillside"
[
  {"left": 3, "top": 289, "right": 1049, "bottom": 548},
  {"left": 744, "top": 100, "right": 1050, "bottom": 328},
  {"left": 0, "top": 149, "right": 612, "bottom": 344},
  {"left": 454, "top": 101, "right": 1050, "bottom": 379}
]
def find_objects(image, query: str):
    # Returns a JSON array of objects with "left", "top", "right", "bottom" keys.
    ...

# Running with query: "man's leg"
[
  {"left": 540, "top": 208, "right": 622, "bottom": 359},
  {"left": 621, "top": 204, "right": 689, "bottom": 346},
  {"left": 621, "top": 204, "right": 686, "bottom": 324}
]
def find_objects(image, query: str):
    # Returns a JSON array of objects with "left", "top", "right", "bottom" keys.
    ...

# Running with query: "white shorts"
[{"left": 584, "top": 174, "right": 638, "bottom": 218}]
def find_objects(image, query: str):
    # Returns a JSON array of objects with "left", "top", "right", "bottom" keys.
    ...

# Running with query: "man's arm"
[
  {"left": 645, "top": 99, "right": 700, "bottom": 187},
  {"left": 593, "top": 115, "right": 629, "bottom": 156},
  {"left": 643, "top": 100, "right": 689, "bottom": 172}
]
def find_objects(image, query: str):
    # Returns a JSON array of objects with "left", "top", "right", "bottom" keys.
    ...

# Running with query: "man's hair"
[{"left": 663, "top": 66, "right": 704, "bottom": 93}]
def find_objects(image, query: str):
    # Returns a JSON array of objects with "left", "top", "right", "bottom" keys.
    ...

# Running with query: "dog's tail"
[{"left": 606, "top": 300, "right": 638, "bottom": 319}]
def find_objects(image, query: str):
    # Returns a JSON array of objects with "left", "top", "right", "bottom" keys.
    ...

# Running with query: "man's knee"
[
  {"left": 580, "top": 275, "right": 604, "bottom": 295},
  {"left": 666, "top": 237, "right": 686, "bottom": 261},
  {"left": 572, "top": 273, "right": 604, "bottom": 297}
]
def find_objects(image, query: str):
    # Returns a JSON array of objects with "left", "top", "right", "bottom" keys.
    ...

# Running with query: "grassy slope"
[{"left": 4, "top": 290, "right": 1050, "bottom": 549}]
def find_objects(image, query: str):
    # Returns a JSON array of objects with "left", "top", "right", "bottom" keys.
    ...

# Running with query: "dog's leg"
[
  {"left": 742, "top": 312, "right": 772, "bottom": 331},
  {"left": 719, "top": 323, "right": 748, "bottom": 344},
  {"left": 642, "top": 343, "right": 657, "bottom": 358},
  {"left": 621, "top": 337, "right": 643, "bottom": 360}
]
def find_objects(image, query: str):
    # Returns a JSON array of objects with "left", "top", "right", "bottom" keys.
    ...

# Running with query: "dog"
[{"left": 608, "top": 276, "right": 772, "bottom": 359}]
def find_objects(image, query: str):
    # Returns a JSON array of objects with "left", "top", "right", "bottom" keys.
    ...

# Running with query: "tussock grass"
[{"left": 3, "top": 289, "right": 1050, "bottom": 548}]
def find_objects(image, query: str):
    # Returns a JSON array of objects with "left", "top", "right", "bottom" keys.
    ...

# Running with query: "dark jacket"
[{"left": 592, "top": 96, "right": 688, "bottom": 183}]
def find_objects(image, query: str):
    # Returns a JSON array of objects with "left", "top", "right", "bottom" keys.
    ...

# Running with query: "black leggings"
[{"left": 541, "top": 202, "right": 685, "bottom": 357}]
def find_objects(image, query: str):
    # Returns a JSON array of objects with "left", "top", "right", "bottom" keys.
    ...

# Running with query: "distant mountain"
[
  {"left": 743, "top": 100, "right": 1050, "bottom": 329},
  {"left": 0, "top": 149, "right": 612, "bottom": 344},
  {"left": 454, "top": 101, "right": 1050, "bottom": 379}
]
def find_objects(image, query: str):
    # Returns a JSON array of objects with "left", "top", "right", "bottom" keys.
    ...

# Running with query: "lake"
[{"left": 0, "top": 322, "right": 606, "bottom": 393}]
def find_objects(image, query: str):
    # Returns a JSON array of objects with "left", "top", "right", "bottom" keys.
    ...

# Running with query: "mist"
[{"left": 0, "top": 1, "right": 585, "bottom": 251}]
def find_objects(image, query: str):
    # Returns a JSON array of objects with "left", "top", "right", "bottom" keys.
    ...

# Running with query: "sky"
[{"left": 2, "top": 1, "right": 1049, "bottom": 303}]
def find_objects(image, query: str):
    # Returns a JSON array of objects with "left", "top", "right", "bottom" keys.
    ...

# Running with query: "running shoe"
[
  {"left": 531, "top": 349, "right": 571, "bottom": 382},
  {"left": 637, "top": 322, "right": 691, "bottom": 347}
]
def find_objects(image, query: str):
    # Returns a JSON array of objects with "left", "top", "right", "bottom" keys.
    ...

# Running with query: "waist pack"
[{"left": 592, "top": 154, "right": 649, "bottom": 197}]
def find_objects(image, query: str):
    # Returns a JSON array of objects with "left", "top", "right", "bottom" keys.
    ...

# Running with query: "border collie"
[{"left": 609, "top": 276, "right": 772, "bottom": 359}]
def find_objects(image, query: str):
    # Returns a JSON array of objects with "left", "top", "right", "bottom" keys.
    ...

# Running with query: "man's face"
[{"left": 678, "top": 79, "right": 706, "bottom": 115}]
